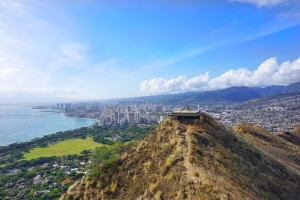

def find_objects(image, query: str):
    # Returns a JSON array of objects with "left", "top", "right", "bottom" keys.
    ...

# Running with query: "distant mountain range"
[
  {"left": 2, "top": 82, "right": 299, "bottom": 104},
  {"left": 127, "top": 81, "right": 300, "bottom": 104},
  {"left": 251, "top": 81, "right": 300, "bottom": 96}
]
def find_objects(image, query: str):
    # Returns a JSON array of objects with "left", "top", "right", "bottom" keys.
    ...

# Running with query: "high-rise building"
[
  {"left": 146, "top": 112, "right": 151, "bottom": 124},
  {"left": 114, "top": 112, "right": 119, "bottom": 123},
  {"left": 155, "top": 105, "right": 163, "bottom": 112},
  {"left": 65, "top": 103, "right": 71, "bottom": 113},
  {"left": 98, "top": 118, "right": 105, "bottom": 126},
  {"left": 159, "top": 116, "right": 164, "bottom": 123},
  {"left": 111, "top": 119, "right": 117, "bottom": 126},
  {"left": 128, "top": 112, "right": 134, "bottom": 123},
  {"left": 119, "top": 119, "right": 125, "bottom": 128},
  {"left": 118, "top": 113, "right": 125, "bottom": 123},
  {"left": 134, "top": 112, "right": 140, "bottom": 123}
]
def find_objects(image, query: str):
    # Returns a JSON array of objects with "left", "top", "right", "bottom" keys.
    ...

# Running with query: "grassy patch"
[
  {"left": 0, "top": 164, "right": 7, "bottom": 169},
  {"left": 23, "top": 137, "right": 105, "bottom": 160}
]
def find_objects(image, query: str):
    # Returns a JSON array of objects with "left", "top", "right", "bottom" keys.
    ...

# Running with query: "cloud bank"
[
  {"left": 229, "top": 0, "right": 285, "bottom": 7},
  {"left": 140, "top": 57, "right": 300, "bottom": 94}
]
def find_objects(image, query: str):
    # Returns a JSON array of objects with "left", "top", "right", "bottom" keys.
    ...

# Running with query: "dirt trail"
[{"left": 175, "top": 124, "right": 199, "bottom": 182}]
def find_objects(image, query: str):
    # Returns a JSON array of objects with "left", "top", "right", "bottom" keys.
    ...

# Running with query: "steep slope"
[
  {"left": 61, "top": 114, "right": 300, "bottom": 200},
  {"left": 252, "top": 81, "right": 300, "bottom": 96},
  {"left": 190, "top": 86, "right": 262, "bottom": 102},
  {"left": 234, "top": 123, "right": 300, "bottom": 172},
  {"left": 240, "top": 92, "right": 300, "bottom": 106},
  {"left": 277, "top": 124, "right": 300, "bottom": 146},
  {"left": 126, "top": 86, "right": 262, "bottom": 104},
  {"left": 293, "top": 124, "right": 300, "bottom": 136}
]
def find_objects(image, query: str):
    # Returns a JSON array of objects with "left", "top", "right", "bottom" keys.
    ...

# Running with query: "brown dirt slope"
[
  {"left": 234, "top": 123, "right": 300, "bottom": 172},
  {"left": 277, "top": 124, "right": 300, "bottom": 147},
  {"left": 61, "top": 113, "right": 300, "bottom": 200}
]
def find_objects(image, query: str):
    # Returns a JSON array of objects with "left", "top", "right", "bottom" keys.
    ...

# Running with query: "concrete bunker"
[{"left": 168, "top": 105, "right": 201, "bottom": 122}]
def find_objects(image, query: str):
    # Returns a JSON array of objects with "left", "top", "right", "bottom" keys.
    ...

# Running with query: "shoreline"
[
  {"left": 0, "top": 106, "right": 98, "bottom": 147},
  {"left": 0, "top": 122, "right": 98, "bottom": 148}
]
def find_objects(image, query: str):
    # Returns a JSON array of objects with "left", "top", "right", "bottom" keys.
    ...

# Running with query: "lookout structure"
[{"left": 168, "top": 105, "right": 201, "bottom": 121}]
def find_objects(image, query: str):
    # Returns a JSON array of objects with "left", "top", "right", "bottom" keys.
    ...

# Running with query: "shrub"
[
  {"left": 149, "top": 182, "right": 159, "bottom": 194},
  {"left": 110, "top": 181, "right": 118, "bottom": 192},
  {"left": 165, "top": 154, "right": 175, "bottom": 167}
]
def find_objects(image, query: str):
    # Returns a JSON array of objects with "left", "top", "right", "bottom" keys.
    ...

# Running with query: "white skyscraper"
[{"left": 134, "top": 112, "right": 140, "bottom": 123}]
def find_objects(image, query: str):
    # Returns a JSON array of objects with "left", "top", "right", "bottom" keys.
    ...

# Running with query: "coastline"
[
  {"left": 0, "top": 106, "right": 98, "bottom": 146},
  {"left": 0, "top": 123, "right": 97, "bottom": 148}
]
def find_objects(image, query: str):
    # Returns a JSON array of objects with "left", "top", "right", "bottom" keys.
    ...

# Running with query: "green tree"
[{"left": 0, "top": 189, "right": 9, "bottom": 198}]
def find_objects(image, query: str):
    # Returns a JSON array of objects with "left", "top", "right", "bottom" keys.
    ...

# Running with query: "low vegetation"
[
  {"left": 23, "top": 137, "right": 104, "bottom": 160},
  {"left": 234, "top": 123, "right": 300, "bottom": 172},
  {"left": 0, "top": 124, "right": 155, "bottom": 199},
  {"left": 0, "top": 124, "right": 155, "bottom": 164},
  {"left": 61, "top": 113, "right": 300, "bottom": 200}
]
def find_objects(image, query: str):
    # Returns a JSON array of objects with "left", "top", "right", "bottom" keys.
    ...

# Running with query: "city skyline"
[{"left": 0, "top": 0, "right": 300, "bottom": 103}]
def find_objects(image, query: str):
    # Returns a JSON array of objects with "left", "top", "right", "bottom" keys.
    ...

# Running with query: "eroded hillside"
[
  {"left": 277, "top": 124, "right": 300, "bottom": 146},
  {"left": 61, "top": 113, "right": 300, "bottom": 200},
  {"left": 234, "top": 123, "right": 300, "bottom": 172}
]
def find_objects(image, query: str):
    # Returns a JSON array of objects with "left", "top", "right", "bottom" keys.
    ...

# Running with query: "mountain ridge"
[
  {"left": 61, "top": 113, "right": 300, "bottom": 200},
  {"left": 251, "top": 81, "right": 300, "bottom": 96},
  {"left": 234, "top": 123, "right": 300, "bottom": 172},
  {"left": 123, "top": 81, "right": 300, "bottom": 104}
]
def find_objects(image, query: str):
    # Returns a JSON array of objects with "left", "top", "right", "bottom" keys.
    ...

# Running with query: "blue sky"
[{"left": 0, "top": 0, "right": 299, "bottom": 102}]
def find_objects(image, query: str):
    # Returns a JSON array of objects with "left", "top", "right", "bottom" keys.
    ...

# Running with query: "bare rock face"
[{"left": 61, "top": 113, "right": 300, "bottom": 200}]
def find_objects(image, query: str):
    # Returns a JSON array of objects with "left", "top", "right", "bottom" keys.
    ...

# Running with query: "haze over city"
[{"left": 0, "top": 0, "right": 300, "bottom": 103}]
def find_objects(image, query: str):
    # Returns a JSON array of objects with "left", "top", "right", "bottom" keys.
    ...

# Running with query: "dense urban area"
[
  {"left": 207, "top": 94, "right": 300, "bottom": 133},
  {"left": 1, "top": 93, "right": 299, "bottom": 199},
  {"left": 52, "top": 93, "right": 300, "bottom": 133}
]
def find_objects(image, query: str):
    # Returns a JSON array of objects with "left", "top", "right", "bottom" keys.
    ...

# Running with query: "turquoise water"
[{"left": 0, "top": 105, "right": 98, "bottom": 146}]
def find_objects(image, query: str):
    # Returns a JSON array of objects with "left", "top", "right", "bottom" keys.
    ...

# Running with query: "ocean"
[{"left": 0, "top": 105, "right": 98, "bottom": 146}]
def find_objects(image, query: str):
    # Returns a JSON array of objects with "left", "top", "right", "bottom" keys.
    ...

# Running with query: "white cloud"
[
  {"left": 272, "top": 58, "right": 300, "bottom": 84},
  {"left": 60, "top": 43, "right": 88, "bottom": 61},
  {"left": 0, "top": 86, "right": 78, "bottom": 95},
  {"left": 0, "top": 68, "right": 19, "bottom": 73},
  {"left": 140, "top": 72, "right": 210, "bottom": 94},
  {"left": 229, "top": 0, "right": 285, "bottom": 7},
  {"left": 140, "top": 57, "right": 300, "bottom": 94},
  {"left": 209, "top": 57, "right": 279, "bottom": 89},
  {"left": 185, "top": 72, "right": 210, "bottom": 91}
]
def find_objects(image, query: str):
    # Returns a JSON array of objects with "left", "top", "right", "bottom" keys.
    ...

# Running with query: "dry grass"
[
  {"left": 154, "top": 191, "right": 162, "bottom": 200},
  {"left": 234, "top": 123, "right": 300, "bottom": 172},
  {"left": 133, "top": 174, "right": 137, "bottom": 182},
  {"left": 143, "top": 160, "right": 153, "bottom": 173},
  {"left": 149, "top": 182, "right": 160, "bottom": 194},
  {"left": 168, "top": 172, "right": 174, "bottom": 180},
  {"left": 165, "top": 154, "right": 175, "bottom": 167},
  {"left": 110, "top": 181, "right": 118, "bottom": 192},
  {"left": 61, "top": 113, "right": 300, "bottom": 200}
]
